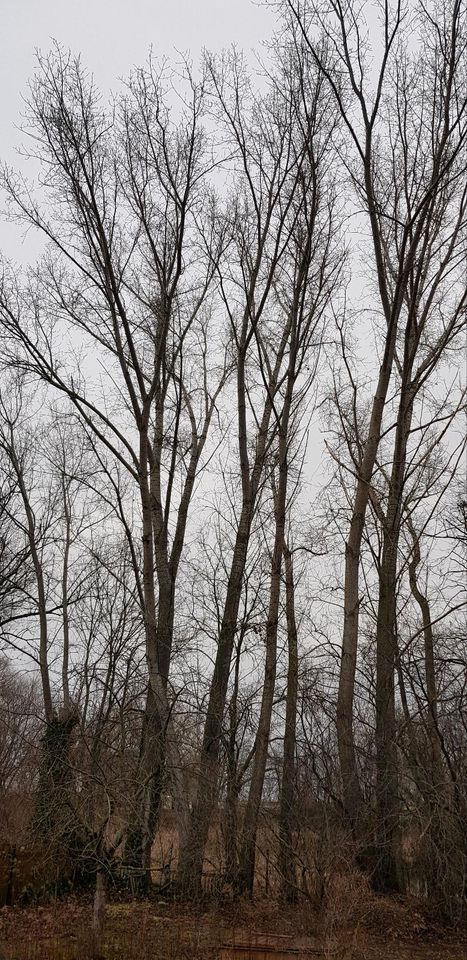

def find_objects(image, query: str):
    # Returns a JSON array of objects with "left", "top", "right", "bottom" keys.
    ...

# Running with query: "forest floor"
[{"left": 1, "top": 891, "right": 466, "bottom": 960}]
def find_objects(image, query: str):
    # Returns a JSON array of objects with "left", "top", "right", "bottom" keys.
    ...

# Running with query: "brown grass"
[{"left": 0, "top": 893, "right": 466, "bottom": 960}]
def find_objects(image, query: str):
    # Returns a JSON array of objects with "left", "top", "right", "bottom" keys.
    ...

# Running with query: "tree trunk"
[
  {"left": 279, "top": 544, "right": 299, "bottom": 903},
  {"left": 373, "top": 383, "right": 415, "bottom": 891},
  {"left": 176, "top": 343, "right": 279, "bottom": 895},
  {"left": 407, "top": 522, "right": 449, "bottom": 901},
  {"left": 337, "top": 371, "right": 398, "bottom": 830},
  {"left": 91, "top": 867, "right": 106, "bottom": 959},
  {"left": 223, "top": 638, "right": 243, "bottom": 887},
  {"left": 125, "top": 590, "right": 175, "bottom": 885},
  {"left": 127, "top": 387, "right": 204, "bottom": 880},
  {"left": 374, "top": 538, "right": 401, "bottom": 891},
  {"left": 176, "top": 505, "right": 254, "bottom": 896},
  {"left": 124, "top": 684, "right": 165, "bottom": 889},
  {"left": 33, "top": 714, "right": 79, "bottom": 872},
  {"left": 237, "top": 327, "right": 295, "bottom": 896},
  {"left": 407, "top": 522, "right": 443, "bottom": 785},
  {"left": 124, "top": 423, "right": 171, "bottom": 890},
  {"left": 224, "top": 751, "right": 239, "bottom": 888},
  {"left": 237, "top": 609, "right": 278, "bottom": 895}
]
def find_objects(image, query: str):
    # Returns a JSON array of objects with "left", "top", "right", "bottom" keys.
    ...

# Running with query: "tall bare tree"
[
  {"left": 176, "top": 44, "right": 341, "bottom": 893},
  {"left": 236, "top": 48, "right": 341, "bottom": 895},
  {"left": 0, "top": 51, "right": 228, "bottom": 881},
  {"left": 282, "top": 0, "right": 467, "bottom": 835}
]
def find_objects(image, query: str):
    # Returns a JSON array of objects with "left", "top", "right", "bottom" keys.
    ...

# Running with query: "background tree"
[{"left": 281, "top": 0, "right": 467, "bottom": 846}]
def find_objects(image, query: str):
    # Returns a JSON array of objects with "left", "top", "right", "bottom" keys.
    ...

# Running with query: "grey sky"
[{"left": 0, "top": 0, "right": 273, "bottom": 259}]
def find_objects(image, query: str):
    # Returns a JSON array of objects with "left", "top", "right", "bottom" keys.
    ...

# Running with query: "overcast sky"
[
  {"left": 1, "top": 0, "right": 272, "bottom": 160},
  {"left": 0, "top": 0, "right": 273, "bottom": 259}
]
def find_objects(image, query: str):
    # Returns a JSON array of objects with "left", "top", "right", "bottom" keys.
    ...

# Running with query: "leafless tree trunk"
[
  {"left": 177, "top": 46, "right": 340, "bottom": 894},
  {"left": 283, "top": 0, "right": 467, "bottom": 835},
  {"left": 0, "top": 52, "right": 227, "bottom": 883},
  {"left": 91, "top": 868, "right": 106, "bottom": 959},
  {"left": 237, "top": 124, "right": 335, "bottom": 891},
  {"left": 279, "top": 543, "right": 299, "bottom": 902}
]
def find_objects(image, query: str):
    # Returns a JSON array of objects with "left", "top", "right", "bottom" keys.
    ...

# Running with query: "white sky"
[
  {"left": 0, "top": 0, "right": 274, "bottom": 266},
  {"left": 0, "top": 0, "right": 332, "bottom": 507},
  {"left": 0, "top": 0, "right": 273, "bottom": 163},
  {"left": 1, "top": 1, "right": 463, "bottom": 670}
]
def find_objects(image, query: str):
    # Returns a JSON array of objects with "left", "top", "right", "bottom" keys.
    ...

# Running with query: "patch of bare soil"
[{"left": 0, "top": 895, "right": 465, "bottom": 960}]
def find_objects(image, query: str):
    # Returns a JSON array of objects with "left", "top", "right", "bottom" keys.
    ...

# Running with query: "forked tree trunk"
[
  {"left": 124, "top": 423, "right": 171, "bottom": 890},
  {"left": 124, "top": 684, "right": 165, "bottom": 889},
  {"left": 337, "top": 368, "right": 397, "bottom": 832},
  {"left": 127, "top": 383, "right": 215, "bottom": 882}
]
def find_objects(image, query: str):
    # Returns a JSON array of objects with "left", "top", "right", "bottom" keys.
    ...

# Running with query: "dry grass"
[
  {"left": 1, "top": 893, "right": 466, "bottom": 960},
  {"left": 1, "top": 817, "right": 466, "bottom": 960}
]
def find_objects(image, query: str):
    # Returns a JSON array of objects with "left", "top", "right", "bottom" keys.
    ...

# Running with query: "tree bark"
[
  {"left": 91, "top": 867, "right": 106, "bottom": 959},
  {"left": 176, "top": 348, "right": 279, "bottom": 895},
  {"left": 223, "top": 636, "right": 243, "bottom": 887},
  {"left": 279, "top": 543, "right": 299, "bottom": 903},
  {"left": 124, "top": 422, "right": 171, "bottom": 889},
  {"left": 373, "top": 381, "right": 415, "bottom": 891},
  {"left": 175, "top": 504, "right": 256, "bottom": 896},
  {"left": 237, "top": 357, "right": 293, "bottom": 895}
]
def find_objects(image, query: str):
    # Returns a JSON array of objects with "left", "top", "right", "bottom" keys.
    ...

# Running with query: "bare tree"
[
  {"left": 281, "top": 0, "right": 467, "bottom": 839},
  {"left": 176, "top": 43, "right": 341, "bottom": 894},
  {"left": 236, "top": 47, "right": 341, "bottom": 895},
  {"left": 0, "top": 50, "right": 228, "bottom": 882}
]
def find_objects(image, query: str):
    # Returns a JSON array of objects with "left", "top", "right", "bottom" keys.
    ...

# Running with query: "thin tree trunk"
[
  {"left": 175, "top": 504, "right": 255, "bottom": 896},
  {"left": 337, "top": 378, "right": 394, "bottom": 828},
  {"left": 176, "top": 343, "right": 281, "bottom": 895},
  {"left": 279, "top": 543, "right": 299, "bottom": 903},
  {"left": 237, "top": 605, "right": 278, "bottom": 895},
  {"left": 238, "top": 372, "right": 292, "bottom": 895},
  {"left": 61, "top": 482, "right": 71, "bottom": 714},
  {"left": 124, "top": 422, "right": 170, "bottom": 889},
  {"left": 373, "top": 382, "right": 415, "bottom": 891},
  {"left": 224, "top": 731, "right": 240, "bottom": 888},
  {"left": 407, "top": 521, "right": 443, "bottom": 783},
  {"left": 374, "top": 536, "right": 401, "bottom": 890},
  {"left": 12, "top": 444, "right": 53, "bottom": 722},
  {"left": 407, "top": 521, "right": 449, "bottom": 900},
  {"left": 224, "top": 637, "right": 243, "bottom": 886},
  {"left": 91, "top": 867, "right": 106, "bottom": 959}
]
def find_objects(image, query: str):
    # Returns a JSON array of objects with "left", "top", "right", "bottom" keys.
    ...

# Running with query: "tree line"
[{"left": 0, "top": 0, "right": 466, "bottom": 923}]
